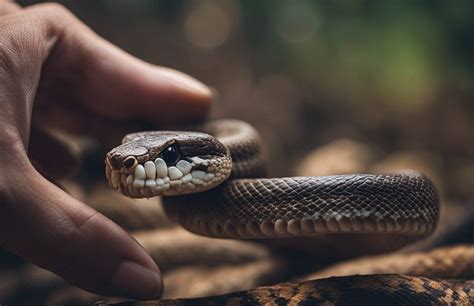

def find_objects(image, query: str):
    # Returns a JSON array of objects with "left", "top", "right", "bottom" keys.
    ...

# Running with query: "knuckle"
[
  {"left": 0, "top": 2, "right": 19, "bottom": 15},
  {"left": 28, "top": 2, "right": 78, "bottom": 32},
  {"left": 38, "top": 2, "right": 77, "bottom": 27},
  {"left": 34, "top": 2, "right": 72, "bottom": 19},
  {"left": 30, "top": 2, "right": 81, "bottom": 41}
]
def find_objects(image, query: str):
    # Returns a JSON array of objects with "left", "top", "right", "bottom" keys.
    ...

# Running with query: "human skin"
[{"left": 0, "top": 1, "right": 212, "bottom": 299}]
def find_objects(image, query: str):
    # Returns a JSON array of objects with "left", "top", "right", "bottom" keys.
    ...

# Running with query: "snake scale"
[{"left": 104, "top": 119, "right": 473, "bottom": 305}]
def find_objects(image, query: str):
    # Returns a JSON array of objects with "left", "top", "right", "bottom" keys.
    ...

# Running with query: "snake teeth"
[
  {"left": 134, "top": 164, "right": 146, "bottom": 180},
  {"left": 182, "top": 174, "right": 193, "bottom": 183},
  {"left": 145, "top": 179, "right": 156, "bottom": 188},
  {"left": 106, "top": 154, "right": 231, "bottom": 198},
  {"left": 126, "top": 174, "right": 134, "bottom": 185},
  {"left": 155, "top": 158, "right": 168, "bottom": 178},
  {"left": 190, "top": 156, "right": 208, "bottom": 166},
  {"left": 176, "top": 160, "right": 192, "bottom": 174},
  {"left": 144, "top": 161, "right": 156, "bottom": 179},
  {"left": 168, "top": 167, "right": 184, "bottom": 180},
  {"left": 133, "top": 179, "right": 145, "bottom": 188},
  {"left": 191, "top": 170, "right": 206, "bottom": 178},
  {"left": 156, "top": 178, "right": 164, "bottom": 186}
]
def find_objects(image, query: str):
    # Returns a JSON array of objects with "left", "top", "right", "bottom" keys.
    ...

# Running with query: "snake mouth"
[{"left": 105, "top": 156, "right": 232, "bottom": 198}]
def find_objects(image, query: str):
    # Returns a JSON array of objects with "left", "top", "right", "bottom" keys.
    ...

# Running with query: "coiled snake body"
[
  {"left": 106, "top": 119, "right": 439, "bottom": 242},
  {"left": 104, "top": 119, "right": 464, "bottom": 305}
]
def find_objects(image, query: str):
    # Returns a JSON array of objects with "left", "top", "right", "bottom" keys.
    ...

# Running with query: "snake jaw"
[
  {"left": 105, "top": 130, "right": 232, "bottom": 198},
  {"left": 106, "top": 154, "right": 232, "bottom": 198}
]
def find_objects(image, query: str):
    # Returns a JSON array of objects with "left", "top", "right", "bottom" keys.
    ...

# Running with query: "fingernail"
[
  {"left": 159, "top": 68, "right": 212, "bottom": 97},
  {"left": 110, "top": 261, "right": 163, "bottom": 299}
]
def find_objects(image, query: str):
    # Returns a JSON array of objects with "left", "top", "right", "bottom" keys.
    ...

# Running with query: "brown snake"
[{"left": 103, "top": 119, "right": 473, "bottom": 305}]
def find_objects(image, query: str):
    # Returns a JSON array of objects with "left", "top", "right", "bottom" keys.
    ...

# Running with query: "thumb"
[{"left": 0, "top": 154, "right": 163, "bottom": 298}]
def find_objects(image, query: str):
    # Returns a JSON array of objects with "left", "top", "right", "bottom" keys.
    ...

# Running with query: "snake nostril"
[{"left": 110, "top": 155, "right": 121, "bottom": 170}]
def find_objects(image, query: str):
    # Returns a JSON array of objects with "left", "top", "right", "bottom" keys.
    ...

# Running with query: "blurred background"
[
  {"left": 19, "top": 0, "right": 474, "bottom": 201},
  {"left": 2, "top": 0, "right": 474, "bottom": 305}
]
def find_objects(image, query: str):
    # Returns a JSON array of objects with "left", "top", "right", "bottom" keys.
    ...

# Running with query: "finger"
[
  {"left": 0, "top": 153, "right": 163, "bottom": 298},
  {"left": 0, "top": 4, "right": 165, "bottom": 299},
  {"left": 0, "top": 0, "right": 20, "bottom": 15},
  {"left": 30, "top": 3, "right": 213, "bottom": 125}
]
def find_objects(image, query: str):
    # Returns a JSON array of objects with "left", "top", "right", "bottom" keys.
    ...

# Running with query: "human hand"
[{"left": 0, "top": 1, "right": 212, "bottom": 299}]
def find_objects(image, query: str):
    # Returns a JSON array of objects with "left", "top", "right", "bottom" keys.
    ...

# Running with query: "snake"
[
  {"left": 103, "top": 119, "right": 458, "bottom": 304},
  {"left": 99, "top": 275, "right": 472, "bottom": 305},
  {"left": 105, "top": 119, "right": 439, "bottom": 241}
]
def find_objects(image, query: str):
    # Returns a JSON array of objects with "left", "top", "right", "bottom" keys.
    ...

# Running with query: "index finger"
[{"left": 29, "top": 3, "right": 213, "bottom": 125}]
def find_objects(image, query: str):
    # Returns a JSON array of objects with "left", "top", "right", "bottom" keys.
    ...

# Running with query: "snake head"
[{"left": 105, "top": 131, "right": 232, "bottom": 198}]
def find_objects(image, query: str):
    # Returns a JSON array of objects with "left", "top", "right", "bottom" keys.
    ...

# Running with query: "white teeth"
[
  {"left": 133, "top": 180, "right": 145, "bottom": 188},
  {"left": 192, "top": 178, "right": 203, "bottom": 185},
  {"left": 145, "top": 179, "right": 156, "bottom": 188},
  {"left": 190, "top": 157, "right": 206, "bottom": 164},
  {"left": 156, "top": 178, "right": 164, "bottom": 186},
  {"left": 125, "top": 157, "right": 217, "bottom": 193},
  {"left": 182, "top": 173, "right": 192, "bottom": 183},
  {"left": 191, "top": 170, "right": 207, "bottom": 180},
  {"left": 134, "top": 164, "right": 146, "bottom": 180},
  {"left": 155, "top": 158, "right": 168, "bottom": 178},
  {"left": 170, "top": 180, "right": 182, "bottom": 187},
  {"left": 205, "top": 173, "right": 215, "bottom": 181},
  {"left": 144, "top": 161, "right": 156, "bottom": 179},
  {"left": 176, "top": 160, "right": 192, "bottom": 174},
  {"left": 168, "top": 167, "right": 183, "bottom": 180}
]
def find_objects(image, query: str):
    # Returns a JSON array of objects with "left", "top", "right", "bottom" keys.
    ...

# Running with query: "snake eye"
[
  {"left": 162, "top": 144, "right": 181, "bottom": 166},
  {"left": 123, "top": 156, "right": 137, "bottom": 169}
]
